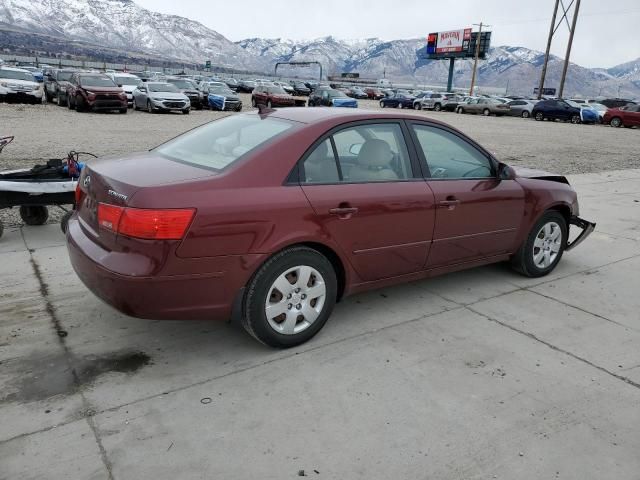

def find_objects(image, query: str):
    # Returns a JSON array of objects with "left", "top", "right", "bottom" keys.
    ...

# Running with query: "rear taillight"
[
  {"left": 97, "top": 203, "right": 194, "bottom": 240},
  {"left": 75, "top": 183, "right": 85, "bottom": 207}
]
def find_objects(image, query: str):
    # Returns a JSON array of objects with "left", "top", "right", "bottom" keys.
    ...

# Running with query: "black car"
[
  {"left": 346, "top": 87, "right": 368, "bottom": 99},
  {"left": 599, "top": 98, "right": 636, "bottom": 109},
  {"left": 164, "top": 77, "right": 204, "bottom": 110},
  {"left": 224, "top": 78, "right": 239, "bottom": 91},
  {"left": 531, "top": 99, "right": 582, "bottom": 123},
  {"left": 205, "top": 85, "right": 243, "bottom": 111},
  {"left": 290, "top": 81, "right": 311, "bottom": 96},
  {"left": 237, "top": 80, "right": 256, "bottom": 93},
  {"left": 307, "top": 88, "right": 357, "bottom": 107}
]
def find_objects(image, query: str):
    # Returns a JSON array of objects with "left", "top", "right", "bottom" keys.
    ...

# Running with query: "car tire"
[
  {"left": 610, "top": 117, "right": 623, "bottom": 128},
  {"left": 19, "top": 205, "right": 49, "bottom": 226},
  {"left": 511, "top": 210, "right": 567, "bottom": 278},
  {"left": 397, "top": 103, "right": 403, "bottom": 109},
  {"left": 67, "top": 95, "right": 73, "bottom": 110},
  {"left": 534, "top": 111, "right": 544, "bottom": 121},
  {"left": 75, "top": 95, "right": 86, "bottom": 112},
  {"left": 147, "top": 100, "right": 154, "bottom": 114},
  {"left": 483, "top": 108, "right": 491, "bottom": 116},
  {"left": 380, "top": 101, "right": 385, "bottom": 108},
  {"left": 182, "top": 108, "right": 190, "bottom": 115},
  {"left": 60, "top": 211, "right": 72, "bottom": 234},
  {"left": 434, "top": 103, "right": 442, "bottom": 112},
  {"left": 267, "top": 100, "right": 273, "bottom": 109},
  {"left": 570, "top": 114, "right": 581, "bottom": 124},
  {"left": 457, "top": 107, "right": 464, "bottom": 114},
  {"left": 414, "top": 103, "right": 421, "bottom": 110},
  {"left": 133, "top": 99, "right": 139, "bottom": 111},
  {"left": 251, "top": 97, "right": 256, "bottom": 107},
  {"left": 119, "top": 108, "right": 127, "bottom": 114},
  {"left": 241, "top": 246, "right": 337, "bottom": 348},
  {"left": 522, "top": 110, "right": 530, "bottom": 118}
]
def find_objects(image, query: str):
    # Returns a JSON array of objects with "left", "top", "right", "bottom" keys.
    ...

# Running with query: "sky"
[{"left": 135, "top": 0, "right": 640, "bottom": 68}]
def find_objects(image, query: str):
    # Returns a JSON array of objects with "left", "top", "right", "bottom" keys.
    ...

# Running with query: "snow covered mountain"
[{"left": 1, "top": 0, "right": 638, "bottom": 97}]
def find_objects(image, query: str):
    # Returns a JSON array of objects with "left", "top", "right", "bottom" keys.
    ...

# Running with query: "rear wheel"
[
  {"left": 511, "top": 211, "right": 567, "bottom": 278},
  {"left": 19, "top": 206, "right": 49, "bottom": 226},
  {"left": 397, "top": 102, "right": 403, "bottom": 109},
  {"left": 610, "top": 117, "right": 623, "bottom": 128},
  {"left": 522, "top": 110, "right": 530, "bottom": 118},
  {"left": 457, "top": 107, "right": 464, "bottom": 114},
  {"left": 60, "top": 211, "right": 72, "bottom": 234},
  {"left": 75, "top": 95, "right": 85, "bottom": 112},
  {"left": 483, "top": 108, "right": 491, "bottom": 116},
  {"left": 434, "top": 103, "right": 442, "bottom": 112},
  {"left": 147, "top": 100, "right": 154, "bottom": 113},
  {"left": 119, "top": 108, "right": 127, "bottom": 114},
  {"left": 380, "top": 100, "right": 385, "bottom": 108},
  {"left": 414, "top": 102, "right": 422, "bottom": 110},
  {"left": 241, "top": 246, "right": 337, "bottom": 348},
  {"left": 267, "top": 100, "right": 273, "bottom": 109}
]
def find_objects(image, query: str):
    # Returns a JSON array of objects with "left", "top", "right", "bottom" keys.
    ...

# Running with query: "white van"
[{"left": 106, "top": 72, "right": 141, "bottom": 107}]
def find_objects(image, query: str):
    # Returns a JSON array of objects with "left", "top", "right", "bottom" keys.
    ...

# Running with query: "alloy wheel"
[
  {"left": 522, "top": 111, "right": 530, "bottom": 118},
  {"left": 610, "top": 117, "right": 622, "bottom": 128},
  {"left": 264, "top": 265, "right": 326, "bottom": 335},
  {"left": 532, "top": 222, "right": 562, "bottom": 269}
]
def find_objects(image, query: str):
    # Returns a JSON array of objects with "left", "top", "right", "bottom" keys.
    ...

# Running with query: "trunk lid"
[{"left": 77, "top": 151, "right": 216, "bottom": 247}]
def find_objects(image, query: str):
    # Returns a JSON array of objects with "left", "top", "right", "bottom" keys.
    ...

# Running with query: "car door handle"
[
  {"left": 437, "top": 197, "right": 461, "bottom": 209},
  {"left": 329, "top": 206, "right": 359, "bottom": 218}
]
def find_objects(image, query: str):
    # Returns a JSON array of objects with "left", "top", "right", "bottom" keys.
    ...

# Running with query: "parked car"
[
  {"left": 585, "top": 102, "right": 608, "bottom": 122},
  {"left": 106, "top": 72, "right": 140, "bottom": 107},
  {"left": 164, "top": 77, "right": 204, "bottom": 110},
  {"left": 414, "top": 92, "right": 455, "bottom": 111},
  {"left": 251, "top": 85, "right": 295, "bottom": 108},
  {"left": 205, "top": 84, "right": 243, "bottom": 111},
  {"left": 237, "top": 80, "right": 257, "bottom": 93},
  {"left": 571, "top": 102, "right": 599, "bottom": 124},
  {"left": 363, "top": 87, "right": 384, "bottom": 100},
  {"left": 506, "top": 99, "right": 536, "bottom": 118},
  {"left": 224, "top": 78, "right": 239, "bottom": 91},
  {"left": 68, "top": 108, "right": 595, "bottom": 348},
  {"left": 456, "top": 97, "right": 510, "bottom": 116},
  {"left": 132, "top": 81, "right": 190, "bottom": 114},
  {"left": 0, "top": 67, "right": 44, "bottom": 104},
  {"left": 44, "top": 68, "right": 78, "bottom": 105},
  {"left": 599, "top": 98, "right": 636, "bottom": 109},
  {"left": 273, "top": 81, "right": 295, "bottom": 95},
  {"left": 380, "top": 93, "right": 415, "bottom": 109},
  {"left": 65, "top": 73, "right": 127, "bottom": 113},
  {"left": 441, "top": 94, "right": 465, "bottom": 112},
  {"left": 346, "top": 87, "right": 368, "bottom": 99},
  {"left": 17, "top": 65, "right": 44, "bottom": 83},
  {"left": 307, "top": 89, "right": 358, "bottom": 107},
  {"left": 603, "top": 104, "right": 640, "bottom": 128},
  {"left": 531, "top": 99, "right": 583, "bottom": 123},
  {"left": 289, "top": 81, "right": 311, "bottom": 96}
]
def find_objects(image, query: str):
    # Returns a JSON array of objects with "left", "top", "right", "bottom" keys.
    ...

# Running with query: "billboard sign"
[
  {"left": 534, "top": 87, "right": 557, "bottom": 96},
  {"left": 435, "top": 28, "right": 472, "bottom": 54}
]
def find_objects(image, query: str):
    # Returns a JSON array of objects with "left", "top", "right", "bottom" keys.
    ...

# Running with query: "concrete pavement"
[{"left": 1, "top": 169, "right": 639, "bottom": 479}]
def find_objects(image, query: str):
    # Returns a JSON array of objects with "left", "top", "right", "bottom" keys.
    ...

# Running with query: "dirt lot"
[{"left": 1, "top": 95, "right": 638, "bottom": 229}]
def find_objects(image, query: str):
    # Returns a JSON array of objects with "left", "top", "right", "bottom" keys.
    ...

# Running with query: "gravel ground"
[{"left": 1, "top": 95, "right": 638, "bottom": 230}]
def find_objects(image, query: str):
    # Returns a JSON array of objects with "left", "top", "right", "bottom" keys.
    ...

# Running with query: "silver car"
[
  {"left": 132, "top": 82, "right": 190, "bottom": 114},
  {"left": 506, "top": 99, "right": 537, "bottom": 118}
]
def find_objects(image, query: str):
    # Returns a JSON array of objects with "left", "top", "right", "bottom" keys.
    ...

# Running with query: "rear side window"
[
  {"left": 302, "top": 123, "right": 413, "bottom": 184},
  {"left": 156, "top": 115, "right": 294, "bottom": 171}
]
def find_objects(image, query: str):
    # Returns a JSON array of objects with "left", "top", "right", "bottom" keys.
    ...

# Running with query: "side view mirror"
[
  {"left": 497, "top": 162, "right": 515, "bottom": 180},
  {"left": 349, "top": 143, "right": 363, "bottom": 155},
  {"left": 117, "top": 84, "right": 123, "bottom": 88}
]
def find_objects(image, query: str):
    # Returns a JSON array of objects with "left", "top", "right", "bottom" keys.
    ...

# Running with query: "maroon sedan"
[
  {"left": 603, "top": 104, "right": 640, "bottom": 128},
  {"left": 67, "top": 108, "right": 594, "bottom": 347},
  {"left": 251, "top": 84, "right": 295, "bottom": 108}
]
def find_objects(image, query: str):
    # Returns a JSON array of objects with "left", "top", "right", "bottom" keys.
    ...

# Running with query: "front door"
[
  {"left": 409, "top": 122, "right": 525, "bottom": 269},
  {"left": 300, "top": 121, "right": 435, "bottom": 282}
]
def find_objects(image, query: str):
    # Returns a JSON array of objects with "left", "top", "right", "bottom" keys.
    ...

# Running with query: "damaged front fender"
[{"left": 566, "top": 216, "right": 596, "bottom": 251}]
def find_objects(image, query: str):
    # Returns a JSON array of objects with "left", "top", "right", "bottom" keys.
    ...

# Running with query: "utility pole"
[
  {"left": 537, "top": 0, "right": 560, "bottom": 99},
  {"left": 558, "top": 0, "right": 581, "bottom": 98},
  {"left": 469, "top": 22, "right": 489, "bottom": 96}
]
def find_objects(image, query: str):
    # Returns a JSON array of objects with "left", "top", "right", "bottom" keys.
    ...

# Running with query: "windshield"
[
  {"left": 243, "top": 81, "right": 256, "bottom": 86},
  {"left": 115, "top": 76, "right": 140, "bottom": 86},
  {"left": 266, "top": 86, "right": 287, "bottom": 94},
  {"left": 210, "top": 86, "right": 234, "bottom": 95},
  {"left": 57, "top": 71, "right": 74, "bottom": 81},
  {"left": 79, "top": 76, "right": 117, "bottom": 87},
  {"left": 0, "top": 69, "right": 35, "bottom": 81},
  {"left": 168, "top": 79, "right": 196, "bottom": 89},
  {"left": 148, "top": 83, "right": 180, "bottom": 93},
  {"left": 156, "top": 115, "right": 294, "bottom": 171}
]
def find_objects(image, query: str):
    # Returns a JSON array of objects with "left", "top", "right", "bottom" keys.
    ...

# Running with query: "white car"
[
  {"left": 107, "top": 72, "right": 141, "bottom": 107},
  {"left": 132, "top": 81, "right": 191, "bottom": 114},
  {"left": 0, "top": 67, "right": 44, "bottom": 103}
]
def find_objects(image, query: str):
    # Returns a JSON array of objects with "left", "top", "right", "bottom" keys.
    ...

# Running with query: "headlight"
[{"left": 0, "top": 82, "right": 8, "bottom": 88}]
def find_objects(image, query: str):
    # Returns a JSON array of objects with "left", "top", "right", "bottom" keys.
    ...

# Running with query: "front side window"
[
  {"left": 412, "top": 125, "right": 493, "bottom": 179},
  {"left": 302, "top": 123, "right": 413, "bottom": 184},
  {"left": 156, "top": 115, "right": 294, "bottom": 171}
]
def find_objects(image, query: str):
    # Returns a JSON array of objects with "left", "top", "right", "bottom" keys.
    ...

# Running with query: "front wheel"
[
  {"left": 414, "top": 102, "right": 421, "bottom": 110},
  {"left": 434, "top": 103, "right": 442, "bottom": 112},
  {"left": 534, "top": 111, "right": 544, "bottom": 121},
  {"left": 379, "top": 101, "right": 385, "bottom": 108},
  {"left": 241, "top": 246, "right": 337, "bottom": 348},
  {"left": 570, "top": 114, "right": 581, "bottom": 124},
  {"left": 610, "top": 117, "right": 622, "bottom": 128},
  {"left": 483, "top": 108, "right": 491, "bottom": 116},
  {"left": 19, "top": 206, "right": 49, "bottom": 226},
  {"left": 456, "top": 107, "right": 464, "bottom": 114},
  {"left": 511, "top": 211, "right": 567, "bottom": 278}
]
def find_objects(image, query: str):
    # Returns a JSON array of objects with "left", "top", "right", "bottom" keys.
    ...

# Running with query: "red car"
[
  {"left": 66, "top": 72, "right": 128, "bottom": 113},
  {"left": 251, "top": 84, "right": 295, "bottom": 108},
  {"left": 603, "top": 104, "right": 640, "bottom": 128},
  {"left": 67, "top": 108, "right": 594, "bottom": 347},
  {"left": 364, "top": 87, "right": 385, "bottom": 100}
]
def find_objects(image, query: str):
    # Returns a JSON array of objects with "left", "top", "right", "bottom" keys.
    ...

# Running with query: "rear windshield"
[
  {"left": 57, "top": 71, "right": 74, "bottom": 81},
  {"left": 167, "top": 79, "right": 196, "bottom": 89},
  {"left": 155, "top": 115, "right": 294, "bottom": 171}
]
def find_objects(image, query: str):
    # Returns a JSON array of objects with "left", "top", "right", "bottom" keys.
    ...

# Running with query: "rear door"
[
  {"left": 299, "top": 121, "right": 435, "bottom": 282},
  {"left": 408, "top": 122, "right": 525, "bottom": 269}
]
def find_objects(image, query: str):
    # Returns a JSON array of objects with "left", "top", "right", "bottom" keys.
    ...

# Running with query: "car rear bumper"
[
  {"left": 566, "top": 216, "right": 596, "bottom": 251},
  {"left": 66, "top": 215, "right": 261, "bottom": 320}
]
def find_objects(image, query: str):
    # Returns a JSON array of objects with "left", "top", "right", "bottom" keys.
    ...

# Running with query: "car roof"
[
  {"left": 262, "top": 106, "right": 452, "bottom": 127},
  {"left": 0, "top": 66, "right": 31, "bottom": 73}
]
